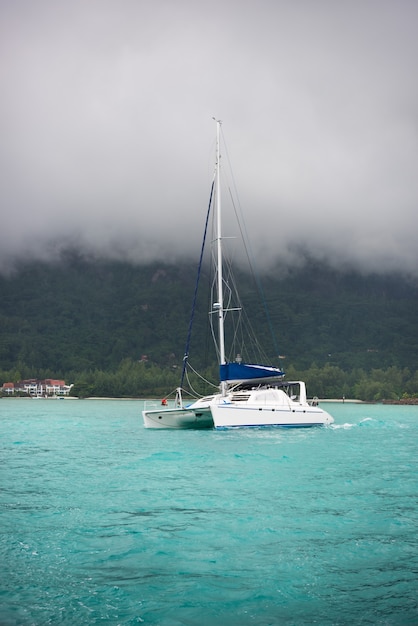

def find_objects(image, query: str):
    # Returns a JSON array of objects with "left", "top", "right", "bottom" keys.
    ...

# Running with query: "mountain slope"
[{"left": 0, "top": 255, "right": 417, "bottom": 378}]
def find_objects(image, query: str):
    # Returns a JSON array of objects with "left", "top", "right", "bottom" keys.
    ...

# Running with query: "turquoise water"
[{"left": 1, "top": 399, "right": 417, "bottom": 625}]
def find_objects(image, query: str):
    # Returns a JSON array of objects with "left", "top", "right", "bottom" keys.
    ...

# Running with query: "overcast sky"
[{"left": 1, "top": 0, "right": 417, "bottom": 275}]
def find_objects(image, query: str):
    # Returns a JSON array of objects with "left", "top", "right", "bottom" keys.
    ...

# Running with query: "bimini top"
[{"left": 220, "top": 362, "right": 285, "bottom": 383}]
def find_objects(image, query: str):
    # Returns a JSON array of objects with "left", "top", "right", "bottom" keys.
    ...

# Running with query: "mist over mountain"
[{"left": 1, "top": 1, "right": 418, "bottom": 277}]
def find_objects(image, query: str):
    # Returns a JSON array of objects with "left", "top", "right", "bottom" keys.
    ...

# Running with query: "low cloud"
[{"left": 1, "top": 0, "right": 418, "bottom": 275}]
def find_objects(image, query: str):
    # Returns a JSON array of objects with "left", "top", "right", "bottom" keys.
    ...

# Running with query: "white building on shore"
[{"left": 2, "top": 379, "right": 73, "bottom": 397}]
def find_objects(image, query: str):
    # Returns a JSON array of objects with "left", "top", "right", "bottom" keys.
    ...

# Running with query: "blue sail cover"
[{"left": 220, "top": 362, "right": 285, "bottom": 383}]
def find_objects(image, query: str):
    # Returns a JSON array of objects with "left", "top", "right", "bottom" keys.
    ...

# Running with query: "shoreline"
[
  {"left": 2, "top": 396, "right": 417, "bottom": 405},
  {"left": 319, "top": 398, "right": 363, "bottom": 403},
  {"left": 382, "top": 398, "right": 418, "bottom": 405}
]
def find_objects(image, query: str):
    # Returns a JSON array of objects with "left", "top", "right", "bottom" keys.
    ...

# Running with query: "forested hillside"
[{"left": 0, "top": 254, "right": 417, "bottom": 399}]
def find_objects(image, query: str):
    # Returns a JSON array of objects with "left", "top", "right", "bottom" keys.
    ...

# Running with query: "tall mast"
[{"left": 214, "top": 119, "right": 227, "bottom": 396}]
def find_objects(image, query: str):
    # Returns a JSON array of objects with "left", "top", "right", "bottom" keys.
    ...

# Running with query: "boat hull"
[
  {"left": 210, "top": 403, "right": 334, "bottom": 429},
  {"left": 142, "top": 407, "right": 213, "bottom": 429}
]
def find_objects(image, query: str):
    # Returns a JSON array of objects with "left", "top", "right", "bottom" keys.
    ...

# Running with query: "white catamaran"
[{"left": 142, "top": 120, "right": 334, "bottom": 429}]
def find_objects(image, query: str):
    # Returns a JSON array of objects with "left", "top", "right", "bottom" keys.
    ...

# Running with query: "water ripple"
[{"left": 1, "top": 399, "right": 418, "bottom": 625}]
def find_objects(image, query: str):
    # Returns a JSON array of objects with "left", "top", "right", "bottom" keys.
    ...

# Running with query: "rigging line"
[
  {"left": 218, "top": 236, "right": 270, "bottom": 363},
  {"left": 183, "top": 372, "right": 202, "bottom": 399},
  {"left": 184, "top": 366, "right": 217, "bottom": 399},
  {"left": 220, "top": 126, "right": 281, "bottom": 359},
  {"left": 180, "top": 179, "right": 215, "bottom": 390},
  {"left": 227, "top": 185, "right": 280, "bottom": 358},
  {"left": 186, "top": 360, "right": 218, "bottom": 389},
  {"left": 161, "top": 387, "right": 182, "bottom": 400},
  {"left": 226, "top": 264, "right": 269, "bottom": 358},
  {"left": 183, "top": 371, "right": 202, "bottom": 399}
]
